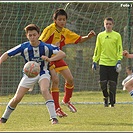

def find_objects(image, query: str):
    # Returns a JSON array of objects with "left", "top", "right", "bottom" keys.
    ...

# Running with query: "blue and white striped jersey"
[{"left": 7, "top": 40, "right": 59, "bottom": 75}]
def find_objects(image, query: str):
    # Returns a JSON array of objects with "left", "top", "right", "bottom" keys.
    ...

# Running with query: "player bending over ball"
[
  {"left": 123, "top": 50, "right": 133, "bottom": 98},
  {"left": 39, "top": 8, "right": 96, "bottom": 117},
  {"left": 0, "top": 24, "right": 66, "bottom": 124}
]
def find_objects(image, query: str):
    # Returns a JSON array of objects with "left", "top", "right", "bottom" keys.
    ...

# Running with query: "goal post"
[{"left": 0, "top": 2, "right": 133, "bottom": 95}]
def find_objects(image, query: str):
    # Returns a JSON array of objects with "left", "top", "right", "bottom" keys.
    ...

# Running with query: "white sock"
[
  {"left": 45, "top": 100, "right": 57, "bottom": 119},
  {"left": 2, "top": 105, "right": 15, "bottom": 119},
  {"left": 129, "top": 90, "right": 133, "bottom": 98}
]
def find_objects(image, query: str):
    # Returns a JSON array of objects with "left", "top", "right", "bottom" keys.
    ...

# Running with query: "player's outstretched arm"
[
  {"left": 79, "top": 30, "right": 96, "bottom": 43},
  {"left": 0, "top": 52, "right": 9, "bottom": 65},
  {"left": 41, "top": 50, "right": 66, "bottom": 62},
  {"left": 123, "top": 50, "right": 133, "bottom": 58}
]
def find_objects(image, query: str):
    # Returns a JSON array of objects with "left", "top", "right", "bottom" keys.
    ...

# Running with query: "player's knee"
[
  {"left": 99, "top": 80, "right": 107, "bottom": 90},
  {"left": 66, "top": 77, "right": 74, "bottom": 86},
  {"left": 65, "top": 82, "right": 74, "bottom": 89},
  {"left": 108, "top": 80, "right": 116, "bottom": 88},
  {"left": 41, "top": 88, "right": 49, "bottom": 96},
  {"left": 52, "top": 77, "right": 59, "bottom": 85},
  {"left": 51, "top": 75, "right": 59, "bottom": 84}
]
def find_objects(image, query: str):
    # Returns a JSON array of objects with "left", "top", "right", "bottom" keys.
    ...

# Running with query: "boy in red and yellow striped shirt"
[{"left": 39, "top": 8, "right": 95, "bottom": 117}]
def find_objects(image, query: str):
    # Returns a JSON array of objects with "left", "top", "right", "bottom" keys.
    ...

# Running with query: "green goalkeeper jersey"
[{"left": 92, "top": 30, "right": 123, "bottom": 66}]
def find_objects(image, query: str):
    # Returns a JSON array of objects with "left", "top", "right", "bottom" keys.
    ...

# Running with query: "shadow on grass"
[{"left": 89, "top": 121, "right": 132, "bottom": 126}]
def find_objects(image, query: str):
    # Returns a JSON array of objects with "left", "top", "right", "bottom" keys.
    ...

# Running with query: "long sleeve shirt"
[{"left": 92, "top": 30, "right": 123, "bottom": 66}]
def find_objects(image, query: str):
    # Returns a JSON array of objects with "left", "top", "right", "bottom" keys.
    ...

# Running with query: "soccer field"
[
  {"left": 0, "top": 90, "right": 132, "bottom": 131},
  {"left": 0, "top": 2, "right": 133, "bottom": 132}
]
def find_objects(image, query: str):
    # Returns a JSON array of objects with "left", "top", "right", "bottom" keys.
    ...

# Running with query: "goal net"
[{"left": 0, "top": 2, "right": 133, "bottom": 95}]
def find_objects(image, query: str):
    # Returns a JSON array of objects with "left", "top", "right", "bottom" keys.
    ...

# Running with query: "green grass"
[{"left": 0, "top": 90, "right": 133, "bottom": 131}]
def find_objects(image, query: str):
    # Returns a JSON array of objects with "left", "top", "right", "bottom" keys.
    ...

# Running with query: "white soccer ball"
[{"left": 23, "top": 61, "right": 40, "bottom": 78}]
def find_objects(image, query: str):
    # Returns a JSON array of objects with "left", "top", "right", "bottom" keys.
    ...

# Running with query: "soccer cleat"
[
  {"left": 62, "top": 100, "right": 77, "bottom": 113},
  {"left": 51, "top": 118, "right": 58, "bottom": 124},
  {"left": 109, "top": 103, "right": 115, "bottom": 107},
  {"left": 109, "top": 104, "right": 115, "bottom": 107},
  {"left": 109, "top": 99, "right": 115, "bottom": 108},
  {"left": 103, "top": 97, "right": 109, "bottom": 107},
  {"left": 56, "top": 108, "right": 68, "bottom": 117},
  {"left": 0, "top": 118, "right": 7, "bottom": 123}
]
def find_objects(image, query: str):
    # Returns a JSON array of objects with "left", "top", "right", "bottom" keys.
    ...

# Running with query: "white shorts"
[{"left": 18, "top": 73, "right": 51, "bottom": 91}]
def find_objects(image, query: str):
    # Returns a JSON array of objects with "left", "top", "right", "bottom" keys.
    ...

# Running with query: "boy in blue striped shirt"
[{"left": 0, "top": 24, "right": 66, "bottom": 124}]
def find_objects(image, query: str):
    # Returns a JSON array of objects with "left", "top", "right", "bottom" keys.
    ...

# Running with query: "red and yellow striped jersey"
[{"left": 39, "top": 23, "right": 81, "bottom": 50}]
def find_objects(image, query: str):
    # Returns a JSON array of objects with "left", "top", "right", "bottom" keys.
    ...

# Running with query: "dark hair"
[
  {"left": 104, "top": 17, "right": 114, "bottom": 24},
  {"left": 24, "top": 24, "right": 40, "bottom": 34},
  {"left": 53, "top": 8, "right": 68, "bottom": 20},
  {"left": 126, "top": 66, "right": 133, "bottom": 71}
]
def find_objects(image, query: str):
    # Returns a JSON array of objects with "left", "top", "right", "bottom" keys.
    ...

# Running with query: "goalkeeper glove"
[
  {"left": 115, "top": 60, "right": 122, "bottom": 73},
  {"left": 92, "top": 62, "right": 97, "bottom": 70}
]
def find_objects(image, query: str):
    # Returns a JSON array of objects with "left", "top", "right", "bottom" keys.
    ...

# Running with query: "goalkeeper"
[
  {"left": 39, "top": 8, "right": 96, "bottom": 117},
  {"left": 92, "top": 17, "right": 123, "bottom": 107}
]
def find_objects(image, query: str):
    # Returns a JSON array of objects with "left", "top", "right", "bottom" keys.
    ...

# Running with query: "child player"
[
  {"left": 0, "top": 24, "right": 66, "bottom": 124},
  {"left": 39, "top": 8, "right": 96, "bottom": 117}
]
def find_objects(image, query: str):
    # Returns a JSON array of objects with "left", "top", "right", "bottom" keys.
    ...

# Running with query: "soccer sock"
[
  {"left": 2, "top": 105, "right": 15, "bottom": 120},
  {"left": 51, "top": 88, "right": 60, "bottom": 110},
  {"left": 129, "top": 90, "right": 133, "bottom": 98},
  {"left": 63, "top": 83, "right": 74, "bottom": 103},
  {"left": 45, "top": 100, "right": 57, "bottom": 119}
]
